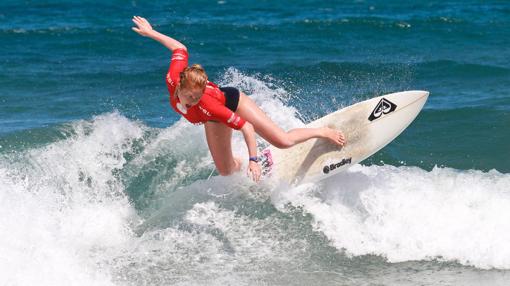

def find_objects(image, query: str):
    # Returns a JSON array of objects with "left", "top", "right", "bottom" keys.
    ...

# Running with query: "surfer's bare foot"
[{"left": 321, "top": 127, "right": 346, "bottom": 146}]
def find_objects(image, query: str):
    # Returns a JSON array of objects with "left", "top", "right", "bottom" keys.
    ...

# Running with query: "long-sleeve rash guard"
[{"left": 165, "top": 48, "right": 246, "bottom": 130}]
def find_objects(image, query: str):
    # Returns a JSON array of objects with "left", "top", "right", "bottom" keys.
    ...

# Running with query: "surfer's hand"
[
  {"left": 247, "top": 161, "right": 261, "bottom": 182},
  {"left": 132, "top": 16, "right": 154, "bottom": 37}
]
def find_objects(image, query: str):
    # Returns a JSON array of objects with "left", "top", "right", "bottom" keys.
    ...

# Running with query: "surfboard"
[{"left": 259, "top": 90, "right": 429, "bottom": 185}]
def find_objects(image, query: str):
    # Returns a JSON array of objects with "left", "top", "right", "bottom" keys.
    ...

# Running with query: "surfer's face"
[{"left": 178, "top": 88, "right": 202, "bottom": 108}]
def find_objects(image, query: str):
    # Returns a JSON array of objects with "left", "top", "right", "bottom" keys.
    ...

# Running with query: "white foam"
[
  {"left": 0, "top": 68, "right": 306, "bottom": 285},
  {"left": 121, "top": 118, "right": 214, "bottom": 194},
  {"left": 0, "top": 112, "right": 142, "bottom": 285},
  {"left": 0, "top": 70, "right": 312, "bottom": 285},
  {"left": 109, "top": 200, "right": 304, "bottom": 285},
  {"left": 184, "top": 201, "right": 300, "bottom": 260},
  {"left": 272, "top": 164, "right": 510, "bottom": 269}
]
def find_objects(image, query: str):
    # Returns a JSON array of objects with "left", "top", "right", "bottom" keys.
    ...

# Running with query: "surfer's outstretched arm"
[{"left": 131, "top": 16, "right": 186, "bottom": 51}]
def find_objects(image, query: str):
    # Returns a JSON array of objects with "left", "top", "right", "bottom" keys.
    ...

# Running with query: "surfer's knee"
[
  {"left": 217, "top": 167, "right": 233, "bottom": 176},
  {"left": 215, "top": 158, "right": 241, "bottom": 176},
  {"left": 271, "top": 136, "right": 294, "bottom": 149},
  {"left": 216, "top": 163, "right": 235, "bottom": 176}
]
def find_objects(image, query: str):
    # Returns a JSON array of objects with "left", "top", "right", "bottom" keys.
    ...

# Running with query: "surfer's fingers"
[
  {"left": 253, "top": 172, "right": 258, "bottom": 182},
  {"left": 252, "top": 169, "right": 258, "bottom": 181},
  {"left": 135, "top": 16, "right": 151, "bottom": 26},
  {"left": 248, "top": 166, "right": 261, "bottom": 182},
  {"left": 133, "top": 16, "right": 148, "bottom": 27},
  {"left": 132, "top": 18, "right": 142, "bottom": 27}
]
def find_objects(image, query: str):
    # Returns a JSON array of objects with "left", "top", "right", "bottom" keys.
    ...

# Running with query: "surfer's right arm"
[{"left": 131, "top": 16, "right": 186, "bottom": 51}]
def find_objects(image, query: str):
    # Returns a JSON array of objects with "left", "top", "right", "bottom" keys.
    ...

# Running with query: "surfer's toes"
[
  {"left": 337, "top": 132, "right": 346, "bottom": 146},
  {"left": 340, "top": 131, "right": 347, "bottom": 144}
]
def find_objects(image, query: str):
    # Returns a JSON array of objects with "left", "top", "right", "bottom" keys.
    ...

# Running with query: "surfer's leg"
[
  {"left": 204, "top": 121, "right": 241, "bottom": 176},
  {"left": 236, "top": 92, "right": 345, "bottom": 148}
]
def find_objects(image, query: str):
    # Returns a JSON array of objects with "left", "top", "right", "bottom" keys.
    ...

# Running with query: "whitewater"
[{"left": 1, "top": 71, "right": 509, "bottom": 286}]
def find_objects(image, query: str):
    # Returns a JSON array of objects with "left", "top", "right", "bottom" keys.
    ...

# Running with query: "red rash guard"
[{"left": 165, "top": 48, "right": 246, "bottom": 130}]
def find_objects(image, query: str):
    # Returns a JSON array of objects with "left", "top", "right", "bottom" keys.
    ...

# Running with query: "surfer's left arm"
[{"left": 241, "top": 123, "right": 261, "bottom": 182}]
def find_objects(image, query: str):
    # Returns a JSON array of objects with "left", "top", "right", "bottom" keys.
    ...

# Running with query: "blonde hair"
[{"left": 177, "top": 64, "right": 208, "bottom": 94}]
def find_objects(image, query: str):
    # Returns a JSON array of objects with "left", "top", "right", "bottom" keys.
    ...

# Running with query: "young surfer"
[{"left": 132, "top": 16, "right": 345, "bottom": 182}]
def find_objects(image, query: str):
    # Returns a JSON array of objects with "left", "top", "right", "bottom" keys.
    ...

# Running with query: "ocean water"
[{"left": 1, "top": 0, "right": 509, "bottom": 285}]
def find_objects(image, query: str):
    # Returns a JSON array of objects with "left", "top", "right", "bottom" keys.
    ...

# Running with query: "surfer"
[{"left": 132, "top": 16, "right": 345, "bottom": 182}]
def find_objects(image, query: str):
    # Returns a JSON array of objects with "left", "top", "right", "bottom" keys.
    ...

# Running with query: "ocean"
[{"left": 1, "top": 0, "right": 509, "bottom": 285}]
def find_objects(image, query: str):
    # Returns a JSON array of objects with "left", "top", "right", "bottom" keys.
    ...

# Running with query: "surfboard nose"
[
  {"left": 386, "top": 90, "right": 429, "bottom": 113},
  {"left": 408, "top": 90, "right": 430, "bottom": 104},
  {"left": 400, "top": 90, "right": 429, "bottom": 100}
]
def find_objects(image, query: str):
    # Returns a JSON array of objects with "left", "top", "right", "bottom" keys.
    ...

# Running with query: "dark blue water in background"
[{"left": 1, "top": 1, "right": 510, "bottom": 285}]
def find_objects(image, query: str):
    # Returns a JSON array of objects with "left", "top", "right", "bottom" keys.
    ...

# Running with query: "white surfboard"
[{"left": 259, "top": 90, "right": 429, "bottom": 185}]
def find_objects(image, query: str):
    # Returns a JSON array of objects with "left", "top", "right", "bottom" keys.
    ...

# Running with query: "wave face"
[{"left": 1, "top": 71, "right": 509, "bottom": 286}]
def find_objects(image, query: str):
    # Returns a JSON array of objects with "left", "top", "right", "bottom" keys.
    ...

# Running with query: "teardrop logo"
[{"left": 368, "top": 98, "right": 397, "bottom": 121}]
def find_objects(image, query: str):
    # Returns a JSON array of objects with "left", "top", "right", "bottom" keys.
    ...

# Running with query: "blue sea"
[{"left": 1, "top": 0, "right": 509, "bottom": 285}]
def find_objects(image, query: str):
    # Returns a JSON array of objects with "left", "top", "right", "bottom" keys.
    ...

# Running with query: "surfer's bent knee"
[
  {"left": 215, "top": 158, "right": 240, "bottom": 176},
  {"left": 271, "top": 136, "right": 293, "bottom": 149},
  {"left": 217, "top": 168, "right": 233, "bottom": 176}
]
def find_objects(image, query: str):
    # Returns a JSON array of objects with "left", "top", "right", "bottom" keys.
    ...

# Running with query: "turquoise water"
[{"left": 1, "top": 1, "right": 509, "bottom": 285}]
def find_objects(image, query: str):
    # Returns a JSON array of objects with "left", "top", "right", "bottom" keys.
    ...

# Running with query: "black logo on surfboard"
[
  {"left": 368, "top": 98, "right": 397, "bottom": 121},
  {"left": 323, "top": 158, "right": 352, "bottom": 174}
]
